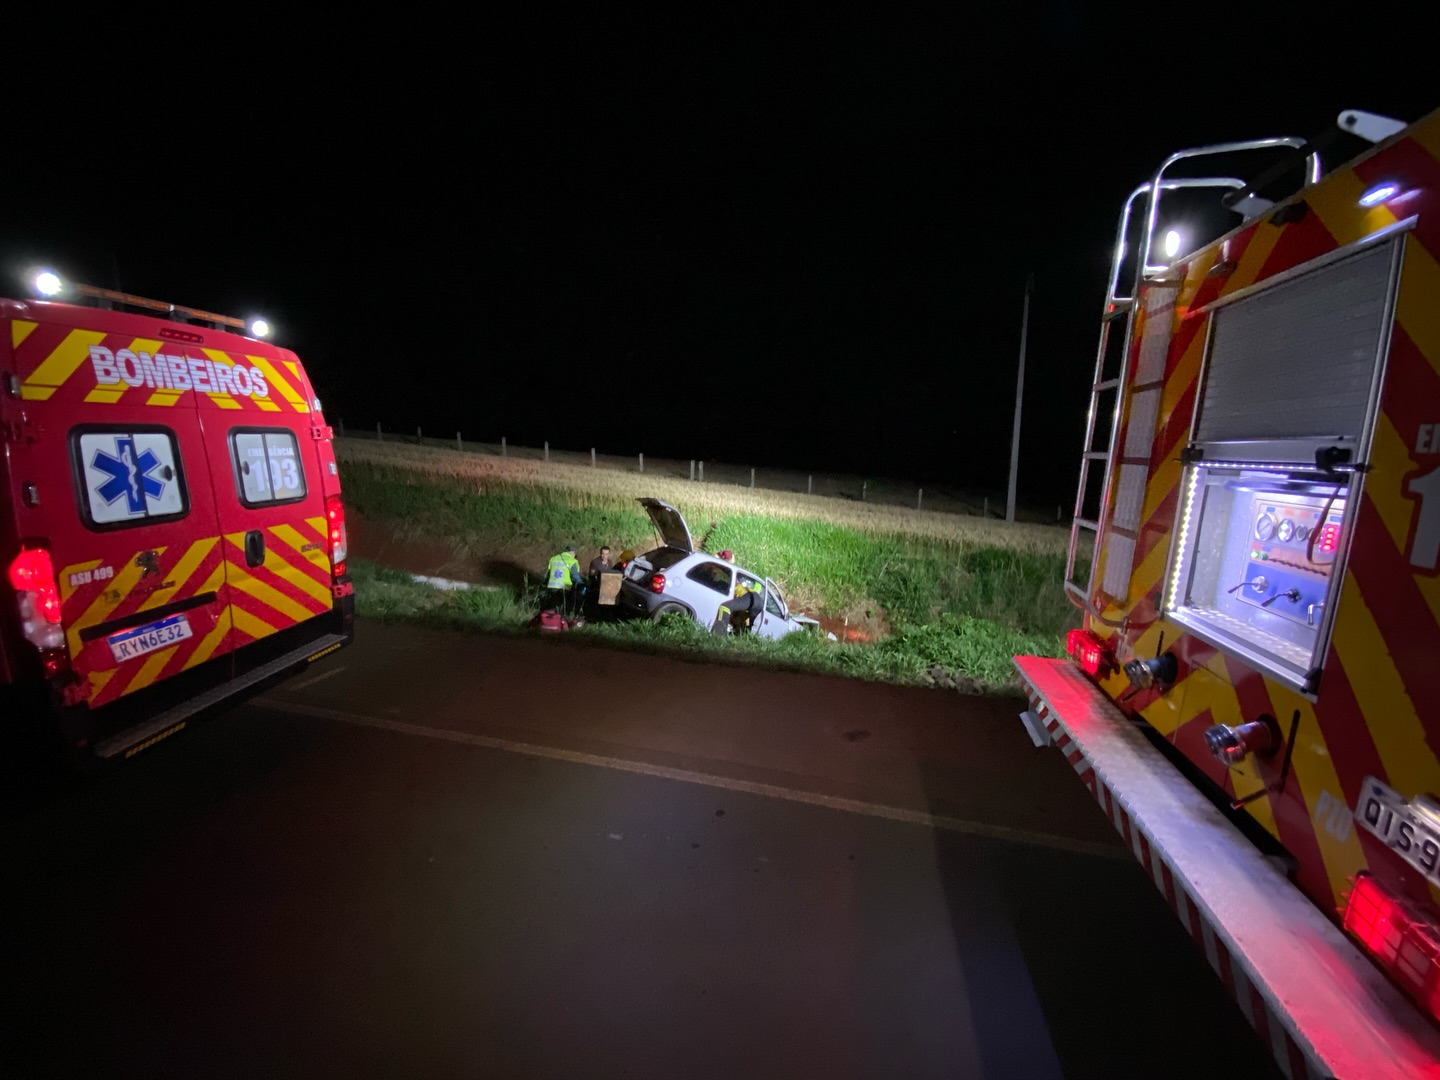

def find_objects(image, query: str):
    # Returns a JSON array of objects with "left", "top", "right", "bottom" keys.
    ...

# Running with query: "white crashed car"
[{"left": 616, "top": 498, "right": 819, "bottom": 639}]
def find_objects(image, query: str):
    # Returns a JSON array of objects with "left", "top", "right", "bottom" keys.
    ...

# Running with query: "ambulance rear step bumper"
[
  {"left": 95, "top": 633, "right": 346, "bottom": 760},
  {"left": 1013, "top": 655, "right": 1440, "bottom": 1080}
]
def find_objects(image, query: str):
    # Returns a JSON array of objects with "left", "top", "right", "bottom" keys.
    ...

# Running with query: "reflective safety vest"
[
  {"left": 547, "top": 552, "right": 581, "bottom": 589},
  {"left": 735, "top": 578, "right": 760, "bottom": 598}
]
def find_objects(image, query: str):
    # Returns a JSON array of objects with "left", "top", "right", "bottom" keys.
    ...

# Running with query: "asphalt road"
[{"left": 2, "top": 621, "right": 1281, "bottom": 1080}]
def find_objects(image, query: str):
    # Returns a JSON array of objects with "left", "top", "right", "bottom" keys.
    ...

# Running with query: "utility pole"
[{"left": 1006, "top": 274, "right": 1033, "bottom": 524}]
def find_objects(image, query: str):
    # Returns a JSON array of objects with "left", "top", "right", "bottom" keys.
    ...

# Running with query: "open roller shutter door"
[{"left": 1196, "top": 240, "right": 1397, "bottom": 447}]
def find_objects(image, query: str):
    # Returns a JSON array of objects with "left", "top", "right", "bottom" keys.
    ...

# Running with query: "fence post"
[
  {"left": 861, "top": 480, "right": 867, "bottom": 501},
  {"left": 501, "top": 437, "right": 507, "bottom": 457},
  {"left": 983, "top": 497, "right": 989, "bottom": 519},
  {"left": 591, "top": 447, "right": 596, "bottom": 468},
  {"left": 457, "top": 432, "right": 462, "bottom": 451},
  {"left": 1057, "top": 505, "right": 1063, "bottom": 521},
  {"left": 338, "top": 417, "right": 344, "bottom": 437},
  {"left": 917, "top": 488, "right": 924, "bottom": 510},
  {"left": 750, "top": 467, "right": 755, "bottom": 488},
  {"left": 698, "top": 461, "right": 704, "bottom": 482},
  {"left": 639, "top": 453, "right": 644, "bottom": 474},
  {"left": 377, "top": 421, "right": 383, "bottom": 441},
  {"left": 417, "top": 426, "right": 422, "bottom": 441},
  {"left": 544, "top": 441, "right": 549, "bottom": 462},
  {"left": 689, "top": 459, "right": 695, "bottom": 481},
  {"left": 807, "top": 475, "right": 813, "bottom": 495}
]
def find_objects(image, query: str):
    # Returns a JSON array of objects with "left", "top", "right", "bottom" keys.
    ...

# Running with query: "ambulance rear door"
[{"left": 192, "top": 346, "right": 335, "bottom": 667}]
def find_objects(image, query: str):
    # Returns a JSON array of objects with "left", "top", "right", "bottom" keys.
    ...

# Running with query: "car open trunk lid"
[{"left": 638, "top": 498, "right": 693, "bottom": 553}]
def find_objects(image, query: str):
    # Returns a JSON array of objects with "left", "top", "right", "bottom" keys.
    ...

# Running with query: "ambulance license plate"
[
  {"left": 1355, "top": 776, "right": 1440, "bottom": 887},
  {"left": 108, "top": 614, "right": 193, "bottom": 664}
]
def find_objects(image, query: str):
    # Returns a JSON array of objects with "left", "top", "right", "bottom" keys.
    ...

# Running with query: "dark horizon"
[{"left": 3, "top": 16, "right": 1434, "bottom": 507}]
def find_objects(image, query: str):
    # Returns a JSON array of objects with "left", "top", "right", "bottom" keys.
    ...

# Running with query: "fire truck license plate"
[
  {"left": 1355, "top": 776, "right": 1440, "bottom": 887},
  {"left": 108, "top": 614, "right": 193, "bottom": 664}
]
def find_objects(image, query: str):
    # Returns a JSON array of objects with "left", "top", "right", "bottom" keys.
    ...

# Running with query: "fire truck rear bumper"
[{"left": 1013, "top": 655, "right": 1440, "bottom": 1080}]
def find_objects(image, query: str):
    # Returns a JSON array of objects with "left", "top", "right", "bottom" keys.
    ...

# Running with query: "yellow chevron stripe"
[
  {"left": 1264, "top": 685, "right": 1367, "bottom": 912},
  {"left": 11, "top": 319, "right": 37, "bottom": 349},
  {"left": 139, "top": 537, "right": 218, "bottom": 612},
  {"left": 1394, "top": 241, "right": 1440, "bottom": 379},
  {"left": 182, "top": 614, "right": 230, "bottom": 671},
  {"left": 88, "top": 666, "right": 122, "bottom": 699},
  {"left": 1411, "top": 113, "right": 1440, "bottom": 165},
  {"left": 268, "top": 522, "right": 332, "bottom": 571},
  {"left": 223, "top": 550, "right": 315, "bottom": 623},
  {"left": 1219, "top": 220, "right": 1286, "bottom": 298},
  {"left": 255, "top": 398, "right": 282, "bottom": 412},
  {"left": 306, "top": 515, "right": 329, "bottom": 540},
  {"left": 120, "top": 644, "right": 181, "bottom": 697},
  {"left": 1305, "top": 169, "right": 1398, "bottom": 248},
  {"left": 261, "top": 543, "right": 332, "bottom": 607},
  {"left": 145, "top": 390, "right": 186, "bottom": 406},
  {"left": 230, "top": 604, "right": 279, "bottom": 641},
  {"left": 1330, "top": 570, "right": 1440, "bottom": 798},
  {"left": 59, "top": 560, "right": 105, "bottom": 603},
  {"left": 84, "top": 388, "right": 128, "bottom": 404},
  {"left": 1369, "top": 414, "right": 1419, "bottom": 554},
  {"left": 246, "top": 354, "right": 308, "bottom": 412},
  {"left": 23, "top": 328, "right": 107, "bottom": 391},
  {"left": 66, "top": 548, "right": 164, "bottom": 656},
  {"left": 20, "top": 385, "right": 55, "bottom": 400}
]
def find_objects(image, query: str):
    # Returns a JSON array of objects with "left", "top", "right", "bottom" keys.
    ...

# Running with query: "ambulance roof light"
[
  {"left": 33, "top": 270, "right": 63, "bottom": 297},
  {"left": 249, "top": 318, "right": 272, "bottom": 339}
]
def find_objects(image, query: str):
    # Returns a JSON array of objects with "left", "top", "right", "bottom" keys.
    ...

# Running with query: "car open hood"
[{"left": 638, "top": 498, "right": 693, "bottom": 553}]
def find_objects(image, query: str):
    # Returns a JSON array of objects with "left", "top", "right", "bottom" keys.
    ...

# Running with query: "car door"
[
  {"left": 680, "top": 559, "right": 734, "bottom": 628},
  {"left": 754, "top": 578, "right": 794, "bottom": 639}
]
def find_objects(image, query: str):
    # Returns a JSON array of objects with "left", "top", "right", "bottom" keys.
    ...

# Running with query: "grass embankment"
[{"left": 338, "top": 442, "right": 1078, "bottom": 691}]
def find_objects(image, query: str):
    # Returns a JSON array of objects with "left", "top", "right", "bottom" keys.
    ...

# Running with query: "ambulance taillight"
[
  {"left": 8, "top": 547, "right": 65, "bottom": 650},
  {"left": 1343, "top": 873, "right": 1440, "bottom": 1023},
  {"left": 326, "top": 495, "right": 348, "bottom": 577}
]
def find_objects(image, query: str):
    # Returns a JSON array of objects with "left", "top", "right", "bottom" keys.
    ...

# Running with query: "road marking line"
[
  {"left": 288, "top": 666, "right": 347, "bottom": 691},
  {"left": 255, "top": 697, "right": 1129, "bottom": 860}
]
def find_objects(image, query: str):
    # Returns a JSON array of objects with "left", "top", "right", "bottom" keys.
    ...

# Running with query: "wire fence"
[{"left": 337, "top": 420, "right": 1067, "bottom": 525}]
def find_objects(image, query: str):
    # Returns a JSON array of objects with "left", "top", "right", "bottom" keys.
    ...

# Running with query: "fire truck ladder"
[{"left": 1064, "top": 139, "right": 1322, "bottom": 620}]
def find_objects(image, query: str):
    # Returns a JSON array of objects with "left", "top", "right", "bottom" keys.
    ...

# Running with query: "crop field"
[{"left": 336, "top": 438, "right": 1082, "bottom": 690}]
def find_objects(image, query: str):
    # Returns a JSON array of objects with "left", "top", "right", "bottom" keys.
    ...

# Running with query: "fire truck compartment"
[
  {"left": 1014, "top": 655, "right": 1440, "bottom": 1079},
  {"left": 1166, "top": 472, "right": 1346, "bottom": 690}
]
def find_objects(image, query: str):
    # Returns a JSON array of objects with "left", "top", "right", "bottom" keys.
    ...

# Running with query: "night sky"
[{"left": 4, "top": 12, "right": 1434, "bottom": 509}]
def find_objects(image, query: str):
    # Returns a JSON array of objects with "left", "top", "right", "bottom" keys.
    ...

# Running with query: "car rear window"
[
  {"left": 686, "top": 562, "right": 733, "bottom": 595},
  {"left": 643, "top": 548, "right": 689, "bottom": 572}
]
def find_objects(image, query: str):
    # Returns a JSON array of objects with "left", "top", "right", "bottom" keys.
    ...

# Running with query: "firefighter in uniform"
[
  {"left": 711, "top": 551, "right": 763, "bottom": 635},
  {"left": 542, "top": 545, "right": 585, "bottom": 617}
]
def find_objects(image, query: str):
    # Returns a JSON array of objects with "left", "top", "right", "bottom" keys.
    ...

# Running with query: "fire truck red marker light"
[
  {"left": 1318, "top": 523, "right": 1341, "bottom": 554},
  {"left": 1343, "top": 873, "right": 1440, "bottom": 1022},
  {"left": 1065, "top": 628, "right": 1108, "bottom": 676}
]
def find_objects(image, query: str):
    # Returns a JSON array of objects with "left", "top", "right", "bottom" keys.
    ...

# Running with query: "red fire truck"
[
  {"left": 1015, "top": 107, "right": 1440, "bottom": 1077},
  {"left": 1, "top": 277, "right": 353, "bottom": 761}
]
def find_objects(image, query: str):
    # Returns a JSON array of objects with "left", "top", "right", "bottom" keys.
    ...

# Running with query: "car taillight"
[
  {"left": 1343, "top": 873, "right": 1440, "bottom": 1022},
  {"left": 1066, "top": 628, "right": 1110, "bottom": 677},
  {"left": 326, "top": 494, "right": 348, "bottom": 577},
  {"left": 649, "top": 574, "right": 666, "bottom": 593},
  {"left": 8, "top": 546, "right": 65, "bottom": 650}
]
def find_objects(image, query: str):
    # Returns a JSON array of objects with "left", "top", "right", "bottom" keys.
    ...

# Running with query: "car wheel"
[{"left": 651, "top": 602, "right": 688, "bottom": 623}]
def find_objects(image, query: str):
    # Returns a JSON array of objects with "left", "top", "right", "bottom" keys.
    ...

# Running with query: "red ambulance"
[{"left": 1, "top": 278, "right": 353, "bottom": 760}]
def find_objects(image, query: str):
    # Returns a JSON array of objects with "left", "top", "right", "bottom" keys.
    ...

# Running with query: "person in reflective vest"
[{"left": 543, "top": 545, "right": 584, "bottom": 615}]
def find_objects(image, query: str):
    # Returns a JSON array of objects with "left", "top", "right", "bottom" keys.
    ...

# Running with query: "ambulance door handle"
[{"left": 244, "top": 529, "right": 266, "bottom": 568}]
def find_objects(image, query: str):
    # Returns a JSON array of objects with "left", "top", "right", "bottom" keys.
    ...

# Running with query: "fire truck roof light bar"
[{"left": 72, "top": 283, "right": 247, "bottom": 329}]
